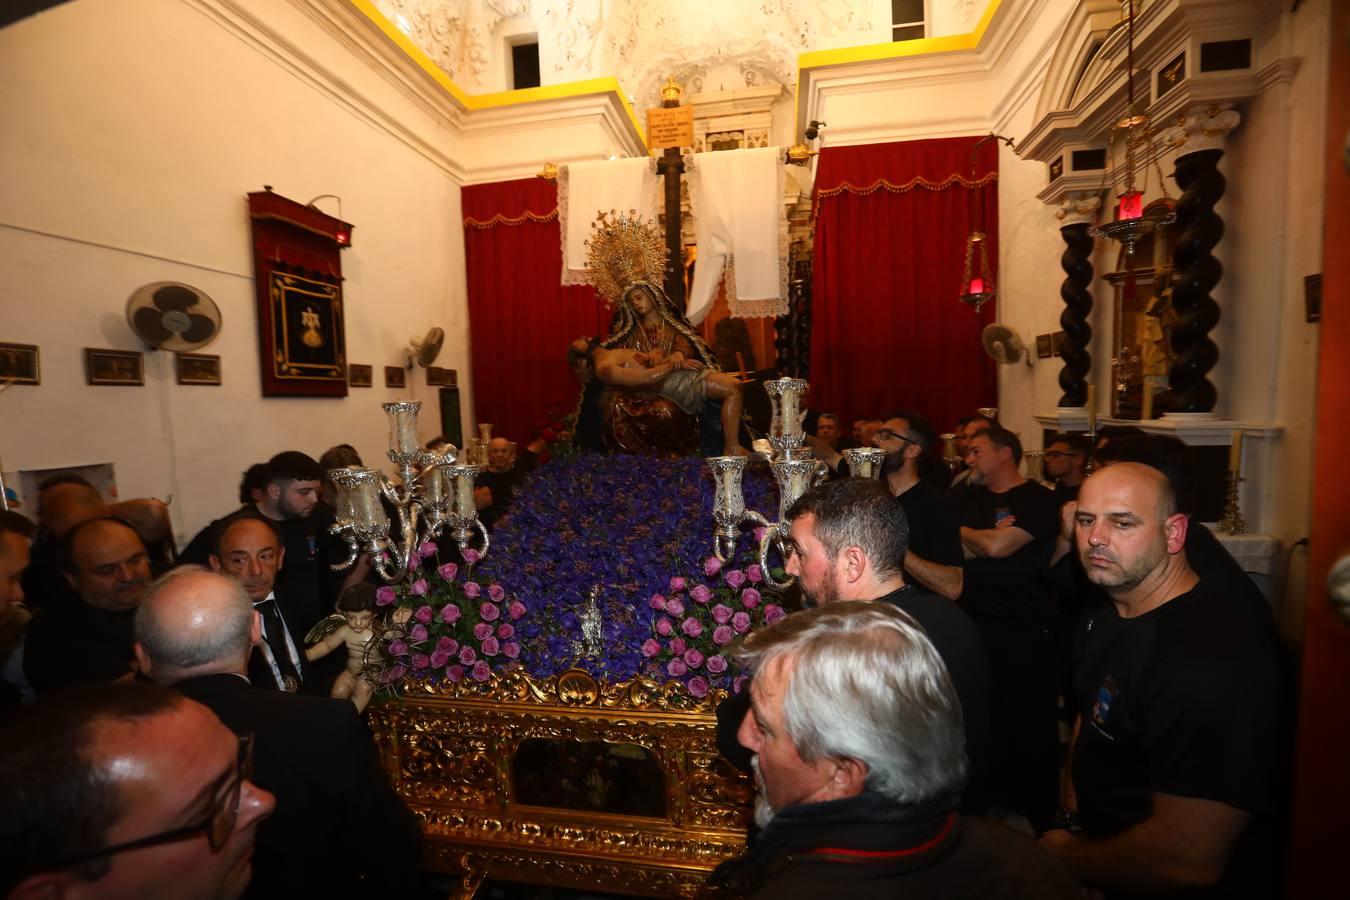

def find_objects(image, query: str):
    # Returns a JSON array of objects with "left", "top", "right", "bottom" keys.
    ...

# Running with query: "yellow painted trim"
[{"left": 349, "top": 0, "right": 645, "bottom": 141}]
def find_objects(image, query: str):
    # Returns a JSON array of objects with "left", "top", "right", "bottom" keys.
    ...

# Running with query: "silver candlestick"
[{"left": 842, "top": 447, "right": 886, "bottom": 479}]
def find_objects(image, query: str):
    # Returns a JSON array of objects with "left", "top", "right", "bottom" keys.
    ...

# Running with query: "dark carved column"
[
  {"left": 1057, "top": 222, "right": 1096, "bottom": 406},
  {"left": 1166, "top": 146, "right": 1226, "bottom": 412}
]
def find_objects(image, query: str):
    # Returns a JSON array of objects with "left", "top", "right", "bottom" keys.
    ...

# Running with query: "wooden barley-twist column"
[{"left": 1055, "top": 195, "right": 1101, "bottom": 407}]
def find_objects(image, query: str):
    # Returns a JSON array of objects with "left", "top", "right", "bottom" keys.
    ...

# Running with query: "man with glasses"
[
  {"left": 134, "top": 567, "right": 422, "bottom": 898},
  {"left": 0, "top": 681, "right": 275, "bottom": 899},
  {"left": 1042, "top": 433, "right": 1091, "bottom": 502}
]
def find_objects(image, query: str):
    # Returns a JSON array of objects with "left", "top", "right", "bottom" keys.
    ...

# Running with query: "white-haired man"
[{"left": 706, "top": 601, "right": 1079, "bottom": 899}]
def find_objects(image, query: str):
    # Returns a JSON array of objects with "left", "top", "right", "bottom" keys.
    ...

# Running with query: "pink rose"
[
  {"left": 409, "top": 624, "right": 428, "bottom": 642},
  {"left": 459, "top": 646, "right": 477, "bottom": 665},
  {"left": 479, "top": 602, "right": 500, "bottom": 622},
  {"left": 684, "top": 648, "right": 704, "bottom": 668},
  {"left": 430, "top": 649, "right": 451, "bottom": 668},
  {"left": 733, "top": 674, "right": 748, "bottom": 694},
  {"left": 711, "top": 603, "right": 733, "bottom": 625},
  {"left": 439, "top": 603, "right": 461, "bottom": 624},
  {"left": 462, "top": 548, "right": 481, "bottom": 564},
  {"left": 410, "top": 578, "right": 429, "bottom": 596},
  {"left": 388, "top": 639, "right": 408, "bottom": 656},
  {"left": 725, "top": 569, "right": 746, "bottom": 589},
  {"left": 375, "top": 585, "right": 397, "bottom": 606},
  {"left": 670, "top": 638, "right": 687, "bottom": 656},
  {"left": 407, "top": 554, "right": 421, "bottom": 572},
  {"left": 496, "top": 623, "right": 514, "bottom": 640},
  {"left": 669, "top": 576, "right": 686, "bottom": 592},
  {"left": 471, "top": 660, "right": 491, "bottom": 681},
  {"left": 747, "top": 564, "right": 764, "bottom": 584},
  {"left": 641, "top": 638, "right": 661, "bottom": 658},
  {"left": 690, "top": 584, "right": 713, "bottom": 604},
  {"left": 740, "top": 588, "right": 762, "bottom": 610},
  {"left": 385, "top": 663, "right": 408, "bottom": 683},
  {"left": 414, "top": 605, "right": 434, "bottom": 624},
  {"left": 763, "top": 604, "right": 787, "bottom": 625},
  {"left": 655, "top": 616, "right": 674, "bottom": 637},
  {"left": 418, "top": 541, "right": 438, "bottom": 559},
  {"left": 488, "top": 584, "right": 506, "bottom": 602},
  {"left": 732, "top": 611, "right": 751, "bottom": 634},
  {"left": 681, "top": 617, "right": 703, "bottom": 638},
  {"left": 437, "top": 562, "right": 458, "bottom": 580},
  {"left": 667, "top": 658, "right": 689, "bottom": 677},
  {"left": 508, "top": 601, "right": 527, "bottom": 620},
  {"left": 481, "top": 637, "right": 500, "bottom": 656},
  {"left": 687, "top": 676, "right": 709, "bottom": 698},
  {"left": 410, "top": 653, "right": 430, "bottom": 670},
  {"left": 712, "top": 625, "right": 734, "bottom": 646},
  {"left": 703, "top": 557, "right": 722, "bottom": 577},
  {"left": 502, "top": 642, "right": 520, "bottom": 659},
  {"left": 473, "top": 622, "right": 493, "bottom": 642},
  {"left": 435, "top": 636, "right": 457, "bottom": 653},
  {"left": 445, "top": 664, "right": 464, "bottom": 683},
  {"left": 648, "top": 593, "right": 667, "bottom": 611},
  {"left": 463, "top": 581, "right": 482, "bottom": 599},
  {"left": 665, "top": 597, "right": 686, "bottom": 618},
  {"left": 706, "top": 654, "right": 728, "bottom": 674},
  {"left": 753, "top": 526, "right": 768, "bottom": 543}
]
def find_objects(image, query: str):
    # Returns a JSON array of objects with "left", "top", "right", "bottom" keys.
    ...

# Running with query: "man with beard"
[
  {"left": 956, "top": 426, "right": 1061, "bottom": 830},
  {"left": 1041, "top": 463, "right": 1282, "bottom": 898},
  {"left": 23, "top": 517, "right": 153, "bottom": 693},
  {"left": 182, "top": 452, "right": 332, "bottom": 636},
  {"left": 1042, "top": 433, "right": 1091, "bottom": 503},
  {"left": 874, "top": 411, "right": 964, "bottom": 600},
  {"left": 718, "top": 479, "right": 990, "bottom": 814},
  {"left": 705, "top": 602, "right": 1078, "bottom": 900}
]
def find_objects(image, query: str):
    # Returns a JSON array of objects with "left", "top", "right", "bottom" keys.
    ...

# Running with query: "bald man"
[
  {"left": 23, "top": 517, "right": 152, "bottom": 694},
  {"left": 133, "top": 568, "right": 422, "bottom": 898},
  {"left": 1040, "top": 464, "right": 1283, "bottom": 897},
  {"left": 477, "top": 435, "right": 541, "bottom": 529}
]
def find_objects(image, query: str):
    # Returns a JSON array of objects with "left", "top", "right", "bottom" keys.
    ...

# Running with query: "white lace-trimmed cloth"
[
  {"left": 558, "top": 156, "right": 660, "bottom": 285},
  {"left": 686, "top": 146, "right": 788, "bottom": 325}
]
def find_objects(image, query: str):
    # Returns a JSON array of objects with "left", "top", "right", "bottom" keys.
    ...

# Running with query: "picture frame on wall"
[
  {"left": 385, "top": 366, "right": 406, "bottom": 389},
  {"left": 176, "top": 353, "right": 222, "bottom": 386},
  {"left": 349, "top": 364, "right": 373, "bottom": 387},
  {"left": 1035, "top": 334, "right": 1054, "bottom": 359},
  {"left": 0, "top": 343, "right": 40, "bottom": 385},
  {"left": 1051, "top": 330, "right": 1067, "bottom": 356},
  {"left": 426, "top": 366, "right": 447, "bottom": 386},
  {"left": 86, "top": 349, "right": 144, "bottom": 386}
]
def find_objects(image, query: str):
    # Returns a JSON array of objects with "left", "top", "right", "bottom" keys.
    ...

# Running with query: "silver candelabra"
[{"left": 328, "top": 401, "right": 488, "bottom": 583}]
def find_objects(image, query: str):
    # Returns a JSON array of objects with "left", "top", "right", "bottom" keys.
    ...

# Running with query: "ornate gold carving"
[
  {"left": 538, "top": 162, "right": 559, "bottom": 181},
  {"left": 786, "top": 142, "right": 816, "bottom": 166},
  {"left": 660, "top": 75, "right": 683, "bottom": 104},
  {"left": 582, "top": 212, "right": 671, "bottom": 306},
  {"left": 368, "top": 667, "right": 750, "bottom": 896}
]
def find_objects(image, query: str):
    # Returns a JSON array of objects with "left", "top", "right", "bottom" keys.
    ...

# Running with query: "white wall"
[{"left": 0, "top": 0, "right": 471, "bottom": 544}]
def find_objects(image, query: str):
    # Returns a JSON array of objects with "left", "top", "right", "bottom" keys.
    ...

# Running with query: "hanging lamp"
[{"left": 959, "top": 132, "right": 1016, "bottom": 312}]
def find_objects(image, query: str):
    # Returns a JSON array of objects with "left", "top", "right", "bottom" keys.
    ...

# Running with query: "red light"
[
  {"left": 336, "top": 231, "right": 350, "bottom": 245},
  {"left": 1117, "top": 191, "right": 1143, "bottom": 221},
  {"left": 969, "top": 278, "right": 985, "bottom": 294}
]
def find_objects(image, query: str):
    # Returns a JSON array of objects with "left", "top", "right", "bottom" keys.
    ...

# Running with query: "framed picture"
[
  {"left": 426, "top": 366, "right": 447, "bottom": 386},
  {"left": 86, "top": 349, "right": 144, "bottom": 386},
  {"left": 385, "top": 366, "right": 406, "bottom": 389},
  {"left": 349, "top": 364, "right": 373, "bottom": 388},
  {"left": 1035, "top": 334, "right": 1054, "bottom": 359},
  {"left": 1051, "top": 331, "right": 1067, "bottom": 356},
  {"left": 176, "top": 353, "right": 221, "bottom": 386},
  {"left": 0, "top": 343, "right": 40, "bottom": 385},
  {"left": 438, "top": 386, "right": 463, "bottom": 447}
]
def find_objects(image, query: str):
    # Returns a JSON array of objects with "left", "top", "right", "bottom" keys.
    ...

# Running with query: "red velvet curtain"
[
  {"left": 463, "top": 179, "right": 611, "bottom": 447},
  {"left": 809, "top": 137, "right": 999, "bottom": 435}
]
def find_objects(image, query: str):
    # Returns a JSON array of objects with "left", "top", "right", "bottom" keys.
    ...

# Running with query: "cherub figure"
[{"left": 305, "top": 583, "right": 379, "bottom": 713}]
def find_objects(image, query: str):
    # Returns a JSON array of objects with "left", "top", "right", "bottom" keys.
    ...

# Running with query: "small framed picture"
[
  {"left": 349, "top": 364, "right": 373, "bottom": 388},
  {"left": 443, "top": 368, "right": 458, "bottom": 388},
  {"left": 426, "top": 366, "right": 447, "bottom": 386},
  {"left": 384, "top": 366, "right": 406, "bottom": 389},
  {"left": 1035, "top": 334, "right": 1054, "bottom": 359},
  {"left": 176, "top": 353, "right": 221, "bottom": 386},
  {"left": 1051, "top": 331, "right": 1067, "bottom": 356},
  {"left": 0, "top": 343, "right": 40, "bottom": 385},
  {"left": 85, "top": 349, "right": 144, "bottom": 386}
]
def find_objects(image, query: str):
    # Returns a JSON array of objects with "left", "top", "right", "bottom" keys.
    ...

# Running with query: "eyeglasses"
[
  {"left": 873, "top": 429, "right": 917, "bottom": 447},
  {"left": 52, "top": 733, "right": 255, "bottom": 869},
  {"left": 1042, "top": 451, "right": 1081, "bottom": 460}
]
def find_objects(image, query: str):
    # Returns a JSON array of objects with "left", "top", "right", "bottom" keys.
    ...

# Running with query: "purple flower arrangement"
[
  {"left": 478, "top": 453, "right": 785, "bottom": 692},
  {"left": 379, "top": 542, "right": 527, "bottom": 685}
]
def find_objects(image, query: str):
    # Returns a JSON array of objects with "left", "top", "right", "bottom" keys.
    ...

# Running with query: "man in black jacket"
[
  {"left": 706, "top": 601, "right": 1079, "bottom": 900},
  {"left": 133, "top": 567, "right": 422, "bottom": 899}
]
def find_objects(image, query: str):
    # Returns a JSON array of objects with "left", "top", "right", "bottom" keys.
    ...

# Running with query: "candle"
[
  {"left": 1086, "top": 384, "right": 1097, "bottom": 431},
  {"left": 780, "top": 384, "right": 801, "bottom": 439},
  {"left": 969, "top": 278, "right": 985, "bottom": 295},
  {"left": 1141, "top": 380, "right": 1154, "bottom": 421},
  {"left": 1118, "top": 191, "right": 1144, "bottom": 221},
  {"left": 346, "top": 468, "right": 389, "bottom": 532},
  {"left": 450, "top": 466, "right": 479, "bottom": 519},
  {"left": 1229, "top": 429, "right": 1243, "bottom": 473},
  {"left": 384, "top": 401, "right": 421, "bottom": 457}
]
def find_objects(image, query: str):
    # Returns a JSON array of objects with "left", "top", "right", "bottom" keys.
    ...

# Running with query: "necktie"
[{"left": 254, "top": 596, "right": 302, "bottom": 692}]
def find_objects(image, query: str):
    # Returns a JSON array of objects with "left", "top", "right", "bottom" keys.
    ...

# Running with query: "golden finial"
[
  {"left": 785, "top": 143, "right": 816, "bottom": 166},
  {"left": 537, "top": 162, "right": 559, "bottom": 180},
  {"left": 660, "top": 76, "right": 682, "bottom": 104},
  {"left": 583, "top": 210, "right": 669, "bottom": 306}
]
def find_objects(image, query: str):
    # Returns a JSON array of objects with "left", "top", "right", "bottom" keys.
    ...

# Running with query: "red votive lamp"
[
  {"left": 969, "top": 278, "right": 985, "bottom": 294},
  {"left": 1117, "top": 191, "right": 1144, "bottom": 221}
]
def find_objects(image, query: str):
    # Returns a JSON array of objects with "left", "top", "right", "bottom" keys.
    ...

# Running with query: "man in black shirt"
[
  {"left": 477, "top": 436, "right": 540, "bottom": 528},
  {"left": 875, "top": 411, "right": 964, "bottom": 600},
  {"left": 1043, "top": 433, "right": 1091, "bottom": 503},
  {"left": 957, "top": 426, "right": 1061, "bottom": 829},
  {"left": 1042, "top": 462, "right": 1282, "bottom": 898}
]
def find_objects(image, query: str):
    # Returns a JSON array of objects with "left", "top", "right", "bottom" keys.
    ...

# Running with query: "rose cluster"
[
  {"left": 644, "top": 552, "right": 787, "bottom": 697},
  {"left": 380, "top": 542, "right": 527, "bottom": 686}
]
